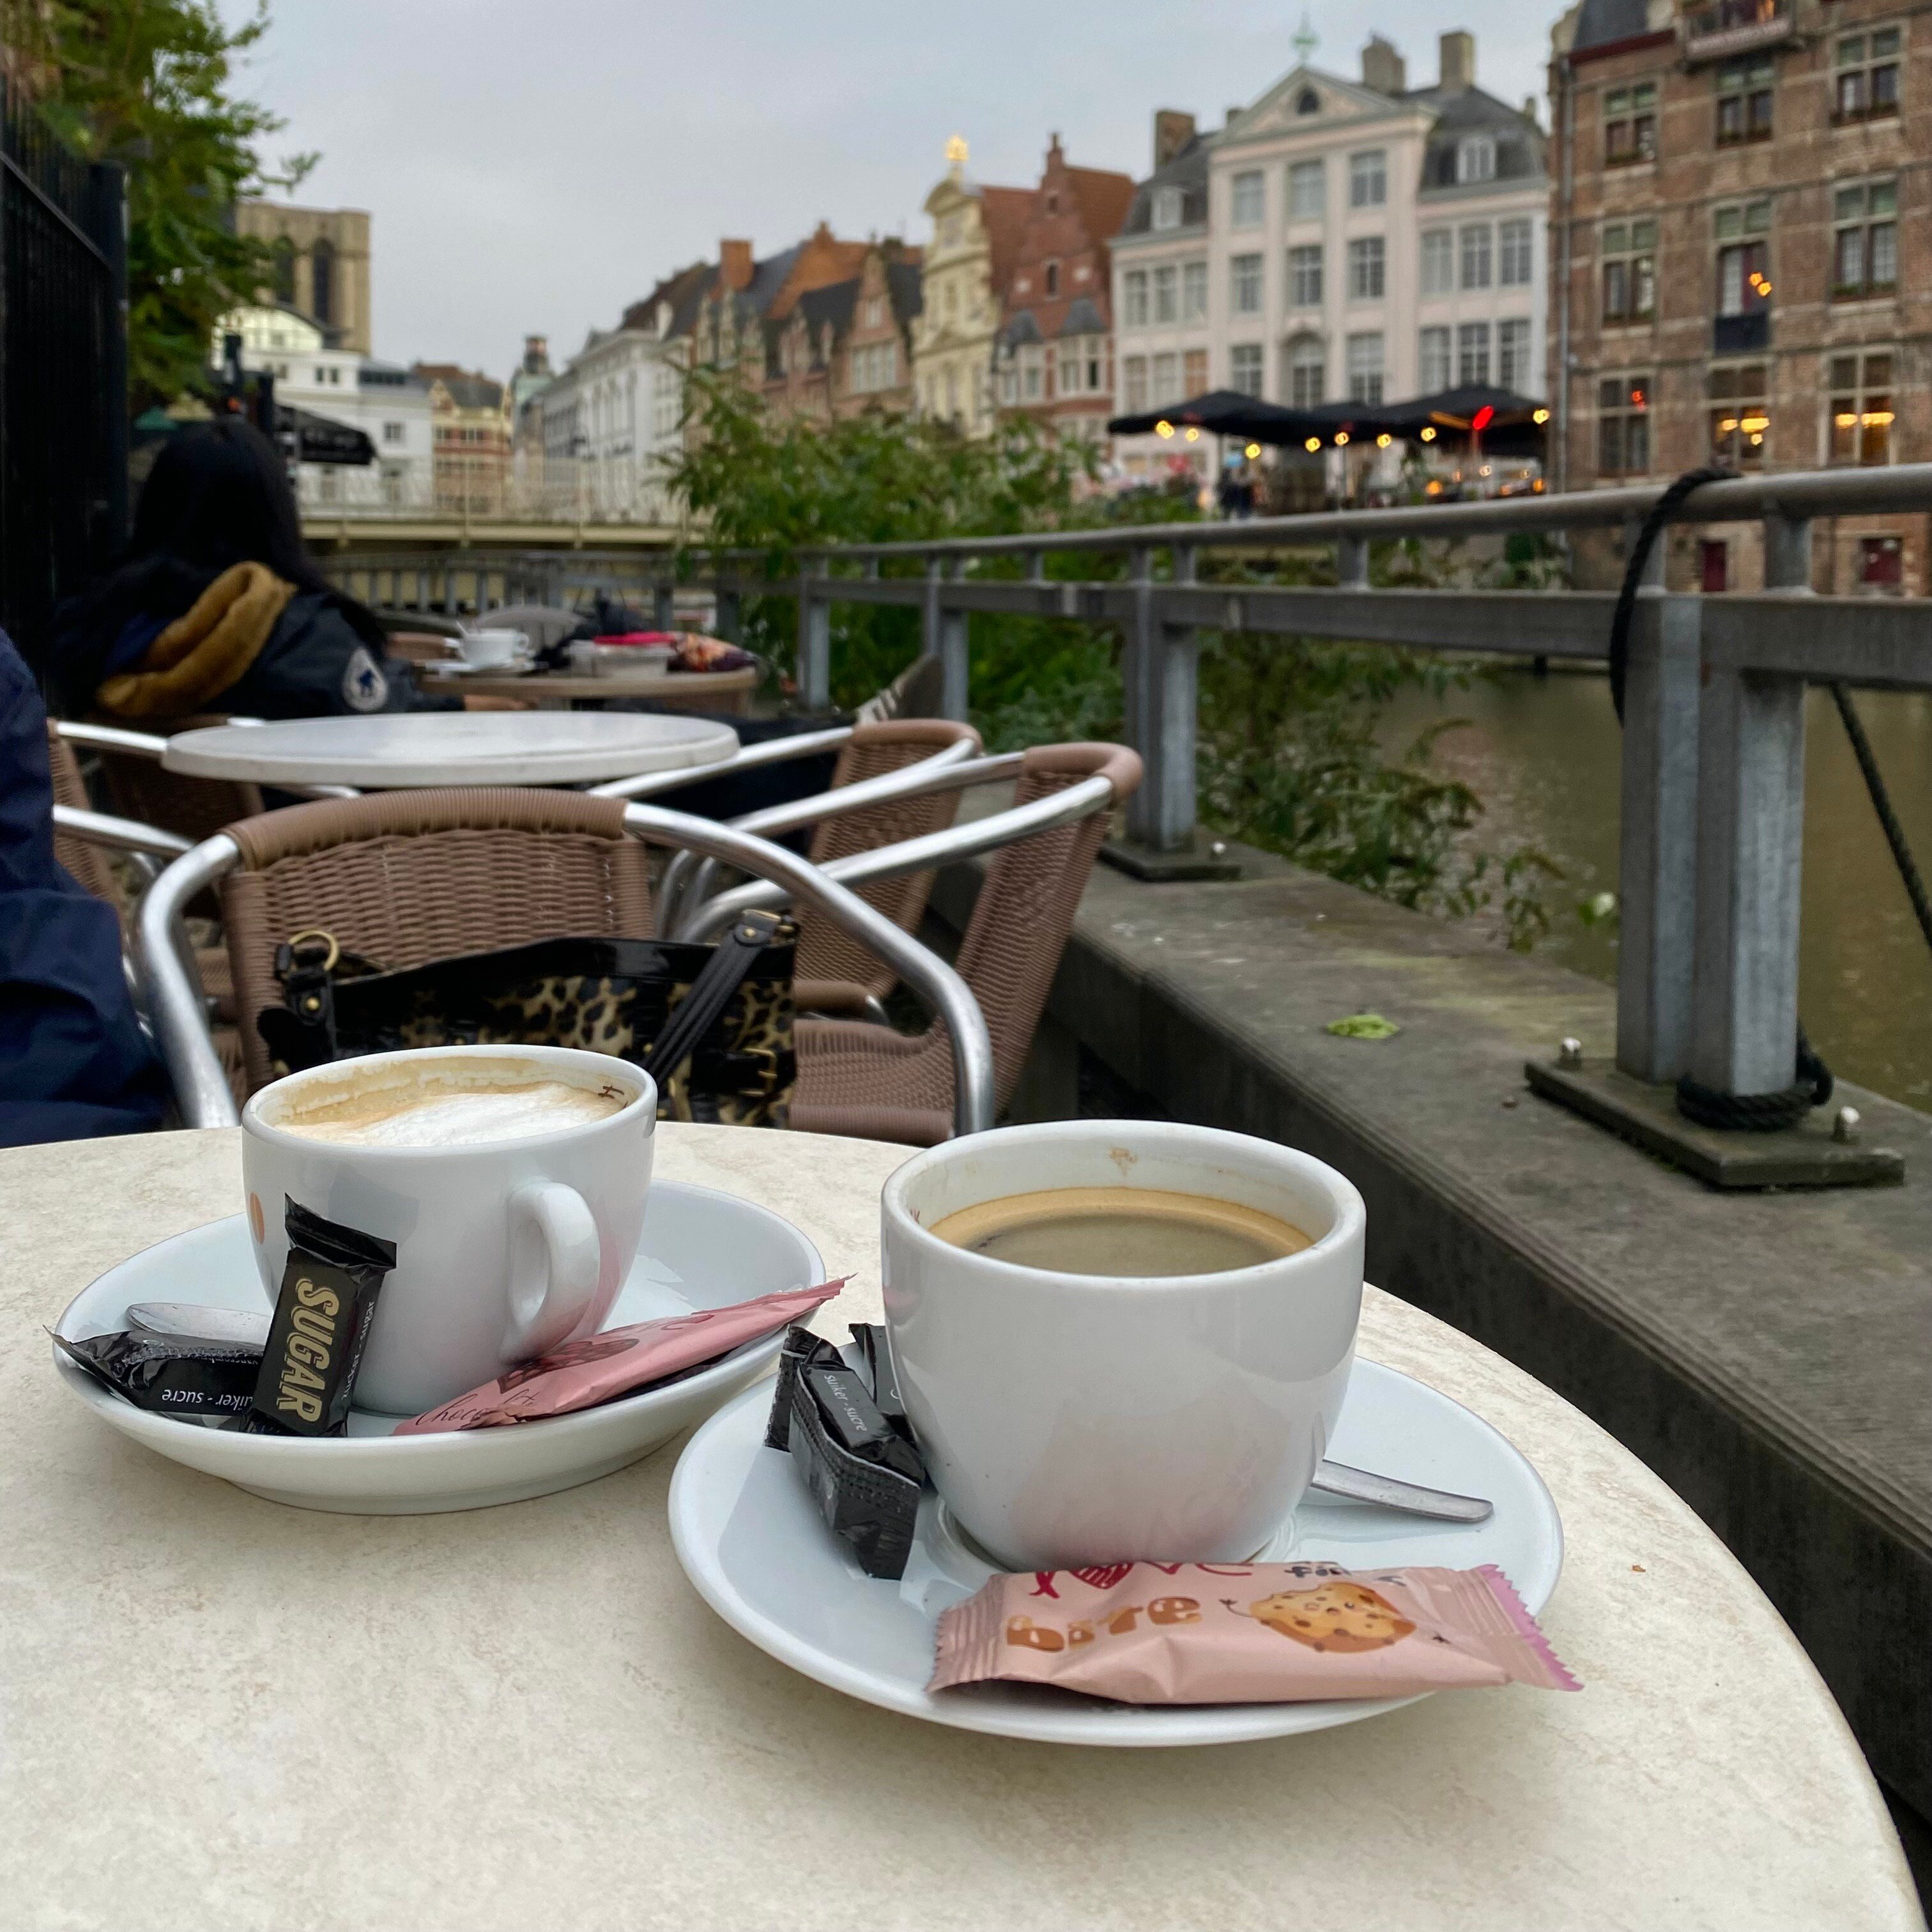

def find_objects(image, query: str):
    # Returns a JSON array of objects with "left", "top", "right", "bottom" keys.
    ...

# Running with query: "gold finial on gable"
[{"left": 945, "top": 134, "right": 969, "bottom": 169}]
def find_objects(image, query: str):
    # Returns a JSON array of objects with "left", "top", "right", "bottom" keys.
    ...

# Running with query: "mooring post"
[{"left": 797, "top": 558, "right": 831, "bottom": 710}]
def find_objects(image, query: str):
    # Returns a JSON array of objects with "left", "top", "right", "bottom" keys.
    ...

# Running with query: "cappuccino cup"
[
  {"left": 241, "top": 1045, "right": 654, "bottom": 1415},
  {"left": 881, "top": 1121, "right": 1365, "bottom": 1570},
  {"left": 458, "top": 627, "right": 526, "bottom": 670}
]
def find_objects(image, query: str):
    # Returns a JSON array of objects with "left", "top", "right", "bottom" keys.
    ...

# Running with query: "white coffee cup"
[
  {"left": 459, "top": 627, "right": 526, "bottom": 670},
  {"left": 880, "top": 1121, "right": 1365, "bottom": 1569},
  {"left": 241, "top": 1045, "right": 655, "bottom": 1415}
]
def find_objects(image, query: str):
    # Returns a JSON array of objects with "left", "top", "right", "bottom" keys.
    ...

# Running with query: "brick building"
[
  {"left": 411, "top": 364, "right": 510, "bottom": 515},
  {"left": 993, "top": 137, "right": 1137, "bottom": 444},
  {"left": 763, "top": 240, "right": 923, "bottom": 423},
  {"left": 1551, "top": 0, "right": 1928, "bottom": 592}
]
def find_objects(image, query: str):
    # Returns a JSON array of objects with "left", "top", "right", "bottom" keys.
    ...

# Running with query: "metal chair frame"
[
  {"left": 585, "top": 724, "right": 855, "bottom": 802},
  {"left": 52, "top": 718, "right": 361, "bottom": 803},
  {"left": 136, "top": 800, "right": 996, "bottom": 1138}
]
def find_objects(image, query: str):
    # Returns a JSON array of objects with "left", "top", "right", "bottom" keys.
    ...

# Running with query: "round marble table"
[
  {"left": 0, "top": 1125, "right": 1918, "bottom": 1931},
  {"left": 159, "top": 710, "right": 740, "bottom": 788}
]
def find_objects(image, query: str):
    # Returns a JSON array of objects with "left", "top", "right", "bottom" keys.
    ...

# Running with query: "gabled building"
[
  {"left": 763, "top": 240, "right": 923, "bottom": 422},
  {"left": 411, "top": 363, "right": 511, "bottom": 516},
  {"left": 688, "top": 224, "right": 871, "bottom": 391},
  {"left": 914, "top": 138, "right": 1031, "bottom": 434},
  {"left": 992, "top": 137, "right": 1137, "bottom": 444}
]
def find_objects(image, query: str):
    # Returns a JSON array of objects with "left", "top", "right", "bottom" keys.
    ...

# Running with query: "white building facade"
[
  {"left": 1112, "top": 32, "right": 1547, "bottom": 482},
  {"left": 217, "top": 303, "right": 434, "bottom": 512}
]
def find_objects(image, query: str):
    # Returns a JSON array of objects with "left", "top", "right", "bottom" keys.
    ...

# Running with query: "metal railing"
[
  {"left": 666, "top": 463, "right": 1932, "bottom": 1108},
  {"left": 323, "top": 547, "right": 674, "bottom": 622}
]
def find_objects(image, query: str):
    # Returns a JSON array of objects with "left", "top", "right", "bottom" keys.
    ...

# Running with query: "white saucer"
[
  {"left": 52, "top": 1182, "right": 822, "bottom": 1515},
  {"left": 668, "top": 1358, "right": 1563, "bottom": 1747}
]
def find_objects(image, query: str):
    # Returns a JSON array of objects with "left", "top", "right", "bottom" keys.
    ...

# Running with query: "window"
[
  {"left": 1419, "top": 325, "right": 1452, "bottom": 391},
  {"left": 1860, "top": 535, "right": 1905, "bottom": 591},
  {"left": 1498, "top": 318, "right": 1531, "bottom": 390},
  {"left": 1288, "top": 159, "right": 1324, "bottom": 220},
  {"left": 1231, "top": 252, "right": 1264, "bottom": 315},
  {"left": 1181, "top": 259, "right": 1208, "bottom": 320},
  {"left": 939, "top": 212, "right": 962, "bottom": 247},
  {"left": 1044, "top": 261, "right": 1060, "bottom": 298},
  {"left": 1598, "top": 375, "right": 1652, "bottom": 477},
  {"left": 1708, "top": 363, "right": 1769, "bottom": 466},
  {"left": 1604, "top": 80, "right": 1658, "bottom": 164},
  {"left": 1184, "top": 347, "right": 1209, "bottom": 394},
  {"left": 271, "top": 236, "right": 296, "bottom": 304},
  {"left": 1349, "top": 150, "right": 1386, "bottom": 208},
  {"left": 1152, "top": 186, "right": 1184, "bottom": 230},
  {"left": 309, "top": 240, "right": 335, "bottom": 326},
  {"left": 1457, "top": 321, "right": 1492, "bottom": 385},
  {"left": 1715, "top": 200, "right": 1773, "bottom": 316},
  {"left": 1349, "top": 236, "right": 1385, "bottom": 300},
  {"left": 1346, "top": 332, "right": 1384, "bottom": 404},
  {"left": 1716, "top": 57, "right": 1775, "bottom": 145},
  {"left": 1498, "top": 218, "right": 1533, "bottom": 288},
  {"left": 1021, "top": 351, "right": 1042, "bottom": 401},
  {"left": 1153, "top": 349, "right": 1181, "bottom": 404},
  {"left": 1057, "top": 344, "right": 1079, "bottom": 394},
  {"left": 1459, "top": 224, "right": 1492, "bottom": 291},
  {"left": 1229, "top": 343, "right": 1264, "bottom": 395},
  {"left": 863, "top": 296, "right": 884, "bottom": 327},
  {"left": 1834, "top": 181, "right": 1897, "bottom": 299},
  {"left": 1285, "top": 337, "right": 1324, "bottom": 406},
  {"left": 1296, "top": 86, "right": 1320, "bottom": 114},
  {"left": 1288, "top": 243, "right": 1323, "bottom": 307},
  {"left": 1829, "top": 351, "right": 1894, "bottom": 464},
  {"left": 1046, "top": 191, "right": 1059, "bottom": 215},
  {"left": 383, "top": 420, "right": 405, "bottom": 443},
  {"left": 1602, "top": 218, "right": 1658, "bottom": 323},
  {"left": 1836, "top": 28, "right": 1902, "bottom": 123},
  {"left": 1421, "top": 228, "right": 1453, "bottom": 296},
  {"left": 1232, "top": 170, "right": 1265, "bottom": 227},
  {"left": 1123, "top": 355, "right": 1149, "bottom": 414},
  {"left": 1124, "top": 270, "right": 1149, "bottom": 327},
  {"left": 1457, "top": 135, "right": 1496, "bottom": 183},
  {"left": 1153, "top": 264, "right": 1178, "bottom": 323}
]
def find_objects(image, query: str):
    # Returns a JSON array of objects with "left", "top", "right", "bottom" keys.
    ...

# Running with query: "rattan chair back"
[{"left": 45, "top": 724, "right": 121, "bottom": 905}]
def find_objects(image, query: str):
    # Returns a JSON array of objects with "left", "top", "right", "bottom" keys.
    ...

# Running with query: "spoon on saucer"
[{"left": 1310, "top": 1460, "right": 1493, "bottom": 1522}]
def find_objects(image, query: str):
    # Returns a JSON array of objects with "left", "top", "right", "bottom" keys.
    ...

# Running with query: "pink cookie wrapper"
[
  {"left": 929, "top": 1560, "right": 1580, "bottom": 1704},
  {"left": 394, "top": 1280, "right": 847, "bottom": 1434}
]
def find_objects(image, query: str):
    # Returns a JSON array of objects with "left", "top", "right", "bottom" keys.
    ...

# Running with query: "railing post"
[
  {"left": 653, "top": 578, "right": 676, "bottom": 630},
  {"left": 1616, "top": 588, "right": 1702, "bottom": 1083},
  {"left": 714, "top": 581, "right": 741, "bottom": 643},
  {"left": 796, "top": 558, "right": 831, "bottom": 710},
  {"left": 1122, "top": 544, "right": 1157, "bottom": 843},
  {"left": 1336, "top": 534, "right": 1368, "bottom": 588},
  {"left": 1122, "top": 546, "right": 1197, "bottom": 850},
  {"left": 1763, "top": 508, "right": 1813, "bottom": 592}
]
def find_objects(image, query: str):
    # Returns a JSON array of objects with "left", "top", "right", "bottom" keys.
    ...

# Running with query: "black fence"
[{"left": 0, "top": 77, "right": 126, "bottom": 657}]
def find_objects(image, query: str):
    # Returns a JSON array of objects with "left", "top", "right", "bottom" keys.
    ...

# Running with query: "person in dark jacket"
[
  {"left": 0, "top": 632, "right": 169, "bottom": 1145},
  {"left": 46, "top": 417, "right": 502, "bottom": 721}
]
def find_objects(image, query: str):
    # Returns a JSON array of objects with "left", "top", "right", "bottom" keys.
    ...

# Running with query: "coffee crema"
[
  {"left": 271, "top": 1070, "right": 629, "bottom": 1149},
  {"left": 928, "top": 1185, "right": 1312, "bottom": 1278}
]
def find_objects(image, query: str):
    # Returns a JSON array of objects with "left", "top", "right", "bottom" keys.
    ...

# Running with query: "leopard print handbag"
[{"left": 256, "top": 918, "right": 797, "bottom": 1127}]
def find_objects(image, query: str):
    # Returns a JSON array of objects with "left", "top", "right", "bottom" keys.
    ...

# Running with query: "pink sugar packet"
[
  {"left": 930, "top": 1560, "right": 1579, "bottom": 1703},
  {"left": 394, "top": 1280, "right": 847, "bottom": 1434}
]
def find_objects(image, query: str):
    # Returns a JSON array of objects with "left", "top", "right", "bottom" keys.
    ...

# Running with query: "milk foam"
[{"left": 278, "top": 1077, "right": 626, "bottom": 1148}]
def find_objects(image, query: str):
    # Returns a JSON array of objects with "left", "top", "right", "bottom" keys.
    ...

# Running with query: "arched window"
[
  {"left": 310, "top": 238, "right": 336, "bottom": 327},
  {"left": 271, "top": 236, "right": 296, "bottom": 304},
  {"left": 1296, "top": 87, "right": 1320, "bottom": 115},
  {"left": 1283, "top": 334, "right": 1326, "bottom": 408}
]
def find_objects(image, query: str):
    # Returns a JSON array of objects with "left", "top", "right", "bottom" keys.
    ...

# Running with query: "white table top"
[
  {"left": 1, "top": 1126, "right": 1918, "bottom": 1932},
  {"left": 160, "top": 711, "right": 740, "bottom": 787}
]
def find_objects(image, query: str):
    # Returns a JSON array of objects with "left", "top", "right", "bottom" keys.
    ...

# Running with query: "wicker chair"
[
  {"left": 789, "top": 742, "right": 1141, "bottom": 1147},
  {"left": 217, "top": 788, "right": 655, "bottom": 1098},
  {"left": 792, "top": 719, "right": 981, "bottom": 1018},
  {"left": 91, "top": 713, "right": 264, "bottom": 846}
]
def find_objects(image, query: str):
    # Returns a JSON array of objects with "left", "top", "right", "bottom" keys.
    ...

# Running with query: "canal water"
[{"left": 1377, "top": 667, "right": 1932, "bottom": 1110}]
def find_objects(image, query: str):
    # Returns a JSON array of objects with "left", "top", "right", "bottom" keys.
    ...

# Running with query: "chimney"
[
  {"left": 1153, "top": 108, "right": 1196, "bottom": 169},
  {"left": 1522, "top": 95, "right": 1540, "bottom": 125},
  {"left": 1439, "top": 30, "right": 1475, "bottom": 89},
  {"left": 522, "top": 334, "right": 549, "bottom": 374},
  {"left": 1225, "top": 105, "right": 1244, "bottom": 128},
  {"left": 720, "top": 238, "right": 754, "bottom": 291},
  {"left": 1360, "top": 34, "right": 1407, "bottom": 95}
]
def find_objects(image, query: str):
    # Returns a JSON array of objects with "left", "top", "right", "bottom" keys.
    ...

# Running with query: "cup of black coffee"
[
  {"left": 880, "top": 1121, "right": 1365, "bottom": 1569},
  {"left": 241, "top": 1045, "right": 654, "bottom": 1414}
]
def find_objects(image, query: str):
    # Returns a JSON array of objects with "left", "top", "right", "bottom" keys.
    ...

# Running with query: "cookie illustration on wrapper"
[{"left": 1223, "top": 1582, "right": 1416, "bottom": 1653}]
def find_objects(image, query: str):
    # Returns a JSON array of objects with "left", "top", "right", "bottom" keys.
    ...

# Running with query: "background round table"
[
  {"left": 417, "top": 664, "right": 758, "bottom": 715},
  {"left": 158, "top": 711, "right": 740, "bottom": 788},
  {"left": 0, "top": 1124, "right": 1918, "bottom": 1931}
]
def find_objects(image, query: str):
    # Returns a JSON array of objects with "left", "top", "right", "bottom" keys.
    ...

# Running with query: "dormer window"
[
  {"left": 1151, "top": 186, "right": 1184, "bottom": 230},
  {"left": 1457, "top": 135, "right": 1496, "bottom": 183}
]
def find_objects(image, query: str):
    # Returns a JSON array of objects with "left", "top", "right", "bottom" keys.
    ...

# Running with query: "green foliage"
[
  {"left": 668, "top": 384, "right": 1563, "bottom": 948},
  {"left": 12, "top": 0, "right": 313, "bottom": 406}
]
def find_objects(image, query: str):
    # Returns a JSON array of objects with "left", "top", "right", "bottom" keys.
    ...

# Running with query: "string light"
[
  {"left": 1155, "top": 419, "right": 1174, "bottom": 438},
  {"left": 1184, "top": 426, "right": 1200, "bottom": 441},
  {"left": 1376, "top": 433, "right": 1392, "bottom": 448},
  {"left": 1304, "top": 436, "right": 1321, "bottom": 452},
  {"left": 1335, "top": 431, "right": 1350, "bottom": 445},
  {"left": 1532, "top": 408, "right": 1550, "bottom": 424},
  {"left": 1420, "top": 425, "right": 1437, "bottom": 442},
  {"left": 1245, "top": 442, "right": 1262, "bottom": 458}
]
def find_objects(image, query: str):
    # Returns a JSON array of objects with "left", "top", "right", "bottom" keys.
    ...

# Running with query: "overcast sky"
[{"left": 227, "top": 1, "right": 1557, "bottom": 378}]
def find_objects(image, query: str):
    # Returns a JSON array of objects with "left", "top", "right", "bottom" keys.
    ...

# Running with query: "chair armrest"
[
  {"left": 53, "top": 721, "right": 171, "bottom": 761},
  {"left": 586, "top": 725, "right": 853, "bottom": 801},
  {"left": 52, "top": 803, "right": 195, "bottom": 859}
]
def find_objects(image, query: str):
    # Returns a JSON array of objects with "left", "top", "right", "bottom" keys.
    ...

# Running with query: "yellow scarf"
[{"left": 95, "top": 562, "right": 296, "bottom": 719}]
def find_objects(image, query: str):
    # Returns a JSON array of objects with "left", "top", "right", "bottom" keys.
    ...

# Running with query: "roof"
[
  {"left": 887, "top": 258, "right": 924, "bottom": 322},
  {"left": 1571, "top": 0, "right": 1655, "bottom": 52},
  {"left": 411, "top": 362, "right": 504, "bottom": 410},
  {"left": 1058, "top": 295, "right": 1106, "bottom": 339},
  {"left": 1117, "top": 132, "right": 1213, "bottom": 238},
  {"left": 979, "top": 185, "right": 1033, "bottom": 292},
  {"left": 795, "top": 278, "right": 857, "bottom": 335},
  {"left": 1063, "top": 164, "right": 1137, "bottom": 247},
  {"left": 999, "top": 309, "right": 1044, "bottom": 350},
  {"left": 1411, "top": 85, "right": 1547, "bottom": 188},
  {"left": 620, "top": 259, "right": 710, "bottom": 335}
]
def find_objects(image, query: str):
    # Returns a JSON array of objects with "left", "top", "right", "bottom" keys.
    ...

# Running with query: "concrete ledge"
[{"left": 930, "top": 842, "right": 1932, "bottom": 1821}]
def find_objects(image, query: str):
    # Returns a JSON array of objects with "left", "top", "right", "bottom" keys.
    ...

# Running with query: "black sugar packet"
[
  {"left": 52, "top": 1329, "right": 263, "bottom": 1420},
  {"left": 239, "top": 1199, "right": 396, "bottom": 1437},
  {"left": 766, "top": 1324, "right": 924, "bottom": 1580}
]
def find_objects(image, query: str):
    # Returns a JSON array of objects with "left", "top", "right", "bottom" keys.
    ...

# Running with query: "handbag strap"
[{"left": 643, "top": 910, "right": 790, "bottom": 1095}]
